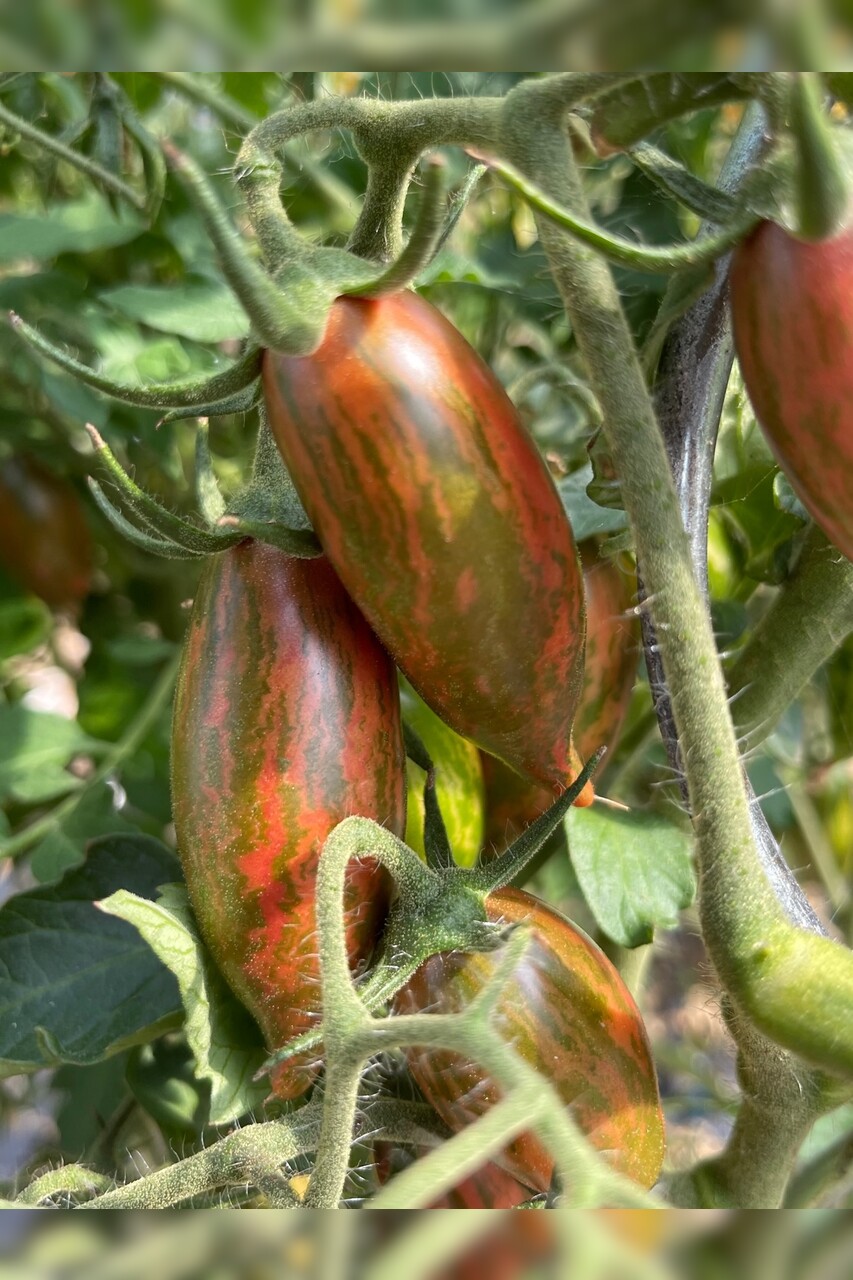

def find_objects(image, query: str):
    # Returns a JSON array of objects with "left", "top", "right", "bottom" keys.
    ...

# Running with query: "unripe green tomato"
[{"left": 400, "top": 676, "right": 485, "bottom": 868}]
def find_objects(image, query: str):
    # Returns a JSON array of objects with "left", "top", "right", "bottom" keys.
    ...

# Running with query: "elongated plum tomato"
[
  {"left": 730, "top": 220, "right": 853, "bottom": 562},
  {"left": 400, "top": 676, "right": 485, "bottom": 868},
  {"left": 394, "top": 887, "right": 664, "bottom": 1193},
  {"left": 482, "top": 542, "right": 638, "bottom": 854},
  {"left": 0, "top": 455, "right": 92, "bottom": 610},
  {"left": 262, "top": 291, "right": 592, "bottom": 804},
  {"left": 171, "top": 541, "right": 406, "bottom": 1099}
]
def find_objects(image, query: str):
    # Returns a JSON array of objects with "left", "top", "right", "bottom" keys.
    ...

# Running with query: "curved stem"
[
  {"left": 0, "top": 99, "right": 146, "bottom": 211},
  {"left": 350, "top": 156, "right": 448, "bottom": 297},
  {"left": 473, "top": 150, "right": 759, "bottom": 273},
  {"left": 728, "top": 525, "right": 853, "bottom": 753}
]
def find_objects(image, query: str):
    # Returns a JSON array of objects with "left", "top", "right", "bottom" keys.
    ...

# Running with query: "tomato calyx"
[{"left": 257, "top": 747, "right": 603, "bottom": 1083}]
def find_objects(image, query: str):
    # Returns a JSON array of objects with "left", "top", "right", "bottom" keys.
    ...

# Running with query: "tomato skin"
[
  {"left": 573, "top": 543, "right": 638, "bottom": 763},
  {"left": 171, "top": 541, "right": 406, "bottom": 1098},
  {"left": 482, "top": 544, "right": 638, "bottom": 854},
  {"left": 0, "top": 456, "right": 92, "bottom": 610},
  {"left": 394, "top": 887, "right": 664, "bottom": 1194},
  {"left": 730, "top": 220, "right": 853, "bottom": 562},
  {"left": 262, "top": 291, "right": 591, "bottom": 801}
]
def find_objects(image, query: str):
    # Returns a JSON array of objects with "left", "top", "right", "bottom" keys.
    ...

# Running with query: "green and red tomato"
[
  {"left": 730, "top": 219, "right": 853, "bottom": 562},
  {"left": 394, "top": 886, "right": 665, "bottom": 1194},
  {"left": 170, "top": 539, "right": 407, "bottom": 1099},
  {"left": 263, "top": 290, "right": 592, "bottom": 803}
]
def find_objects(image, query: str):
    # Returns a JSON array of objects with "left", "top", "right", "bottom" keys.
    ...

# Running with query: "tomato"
[
  {"left": 262, "top": 291, "right": 592, "bottom": 803},
  {"left": 400, "top": 676, "right": 485, "bottom": 868},
  {"left": 394, "top": 887, "right": 664, "bottom": 1193},
  {"left": 0, "top": 455, "right": 93, "bottom": 610},
  {"left": 730, "top": 220, "right": 853, "bottom": 562},
  {"left": 481, "top": 543, "right": 638, "bottom": 854},
  {"left": 573, "top": 543, "right": 638, "bottom": 762},
  {"left": 171, "top": 540, "right": 406, "bottom": 1098}
]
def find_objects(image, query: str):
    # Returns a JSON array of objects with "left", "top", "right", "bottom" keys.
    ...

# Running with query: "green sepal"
[
  {"left": 403, "top": 721, "right": 433, "bottom": 773},
  {"left": 194, "top": 423, "right": 226, "bottom": 524},
  {"left": 88, "top": 480, "right": 207, "bottom": 560},
  {"left": 9, "top": 312, "right": 262, "bottom": 410},
  {"left": 86, "top": 424, "right": 227, "bottom": 554},
  {"left": 157, "top": 381, "right": 262, "bottom": 426},
  {"left": 213, "top": 515, "right": 321, "bottom": 558}
]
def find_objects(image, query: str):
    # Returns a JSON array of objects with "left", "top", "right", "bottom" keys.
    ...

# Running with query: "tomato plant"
[
  {"left": 4, "top": 72, "right": 853, "bottom": 1233},
  {"left": 171, "top": 540, "right": 406, "bottom": 1098},
  {"left": 262, "top": 291, "right": 592, "bottom": 803},
  {"left": 0, "top": 455, "right": 93, "bottom": 611},
  {"left": 730, "top": 219, "right": 853, "bottom": 563},
  {"left": 393, "top": 887, "right": 665, "bottom": 1194}
]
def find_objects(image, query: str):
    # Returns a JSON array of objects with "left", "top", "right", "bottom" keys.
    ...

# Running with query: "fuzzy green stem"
[
  {"left": 788, "top": 72, "right": 851, "bottom": 240},
  {"left": 474, "top": 149, "right": 759, "bottom": 273},
  {"left": 0, "top": 98, "right": 146, "bottom": 211},
  {"left": 0, "top": 650, "right": 181, "bottom": 861},
  {"left": 629, "top": 141, "right": 743, "bottom": 224},
  {"left": 498, "top": 80, "right": 853, "bottom": 1077},
  {"left": 85, "top": 423, "right": 226, "bottom": 554},
  {"left": 8, "top": 312, "right": 262, "bottom": 409},
  {"left": 163, "top": 142, "right": 325, "bottom": 354},
  {"left": 350, "top": 155, "right": 448, "bottom": 297},
  {"left": 81, "top": 1112, "right": 322, "bottom": 1208},
  {"left": 15, "top": 1165, "right": 113, "bottom": 1207},
  {"left": 728, "top": 526, "right": 853, "bottom": 753}
]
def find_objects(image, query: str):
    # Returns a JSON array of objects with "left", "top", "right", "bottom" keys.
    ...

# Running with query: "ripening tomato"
[
  {"left": 481, "top": 542, "right": 638, "bottom": 854},
  {"left": 394, "top": 887, "right": 664, "bottom": 1194},
  {"left": 0, "top": 455, "right": 93, "bottom": 610},
  {"left": 262, "top": 290, "right": 592, "bottom": 803},
  {"left": 171, "top": 540, "right": 407, "bottom": 1098},
  {"left": 730, "top": 220, "right": 853, "bottom": 562}
]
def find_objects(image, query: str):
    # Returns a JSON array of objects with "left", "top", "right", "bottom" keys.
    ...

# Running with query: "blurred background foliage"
[{"left": 0, "top": 72, "right": 851, "bottom": 1213}]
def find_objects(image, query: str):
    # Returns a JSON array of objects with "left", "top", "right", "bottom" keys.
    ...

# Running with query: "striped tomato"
[
  {"left": 482, "top": 543, "right": 638, "bottom": 855},
  {"left": 730, "top": 220, "right": 853, "bottom": 562},
  {"left": 262, "top": 290, "right": 592, "bottom": 803},
  {"left": 171, "top": 540, "right": 406, "bottom": 1099},
  {"left": 394, "top": 887, "right": 664, "bottom": 1193}
]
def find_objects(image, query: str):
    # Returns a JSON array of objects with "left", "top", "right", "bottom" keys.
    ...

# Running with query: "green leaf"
[
  {"left": 565, "top": 805, "right": 696, "bottom": 947},
  {"left": 0, "top": 194, "right": 143, "bottom": 264},
  {"left": 0, "top": 705, "right": 104, "bottom": 807},
  {"left": 99, "top": 278, "right": 250, "bottom": 344},
  {"left": 28, "top": 783, "right": 137, "bottom": 884},
  {"left": 0, "top": 834, "right": 182, "bottom": 1077},
  {"left": 0, "top": 596, "right": 52, "bottom": 661},
  {"left": 557, "top": 463, "right": 629, "bottom": 543},
  {"left": 100, "top": 883, "right": 268, "bottom": 1125}
]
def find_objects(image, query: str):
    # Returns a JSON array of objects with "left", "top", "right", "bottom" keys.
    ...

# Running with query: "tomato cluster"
[{"left": 170, "top": 291, "right": 663, "bottom": 1196}]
